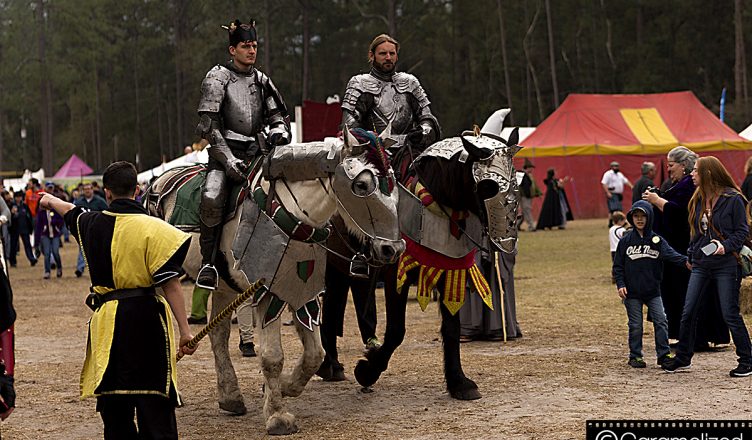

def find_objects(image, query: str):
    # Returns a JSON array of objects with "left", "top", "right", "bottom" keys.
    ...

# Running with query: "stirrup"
[{"left": 196, "top": 264, "right": 218, "bottom": 290}]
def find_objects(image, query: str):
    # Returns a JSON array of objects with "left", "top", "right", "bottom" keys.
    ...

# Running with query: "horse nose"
[
  {"left": 375, "top": 239, "right": 405, "bottom": 264},
  {"left": 381, "top": 244, "right": 395, "bottom": 260}
]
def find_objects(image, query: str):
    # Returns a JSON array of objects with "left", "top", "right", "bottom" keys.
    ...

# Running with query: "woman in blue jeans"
[
  {"left": 34, "top": 202, "right": 64, "bottom": 279},
  {"left": 663, "top": 156, "right": 752, "bottom": 376}
]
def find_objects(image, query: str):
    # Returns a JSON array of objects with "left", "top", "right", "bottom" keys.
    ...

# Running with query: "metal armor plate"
[
  {"left": 415, "top": 137, "right": 465, "bottom": 162},
  {"left": 197, "top": 65, "right": 264, "bottom": 139},
  {"left": 232, "top": 199, "right": 326, "bottom": 311},
  {"left": 263, "top": 138, "right": 344, "bottom": 181}
]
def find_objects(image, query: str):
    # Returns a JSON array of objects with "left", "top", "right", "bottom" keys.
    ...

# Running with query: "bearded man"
[{"left": 341, "top": 33, "right": 440, "bottom": 176}]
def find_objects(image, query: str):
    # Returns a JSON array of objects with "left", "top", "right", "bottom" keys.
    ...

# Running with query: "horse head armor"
[
  {"left": 331, "top": 126, "right": 404, "bottom": 264},
  {"left": 460, "top": 129, "right": 521, "bottom": 253}
]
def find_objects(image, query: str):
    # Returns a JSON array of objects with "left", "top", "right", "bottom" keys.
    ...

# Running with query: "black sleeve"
[
  {"left": 152, "top": 238, "right": 191, "bottom": 286},
  {"left": 63, "top": 206, "right": 87, "bottom": 240}
]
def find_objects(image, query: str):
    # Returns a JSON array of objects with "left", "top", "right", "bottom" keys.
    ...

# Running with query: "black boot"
[{"left": 197, "top": 222, "right": 219, "bottom": 290}]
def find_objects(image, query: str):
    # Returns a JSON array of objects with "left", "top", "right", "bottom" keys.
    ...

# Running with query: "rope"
[{"left": 176, "top": 278, "right": 267, "bottom": 361}]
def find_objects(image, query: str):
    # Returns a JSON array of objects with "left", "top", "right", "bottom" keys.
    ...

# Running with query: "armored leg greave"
[{"left": 197, "top": 164, "right": 229, "bottom": 290}]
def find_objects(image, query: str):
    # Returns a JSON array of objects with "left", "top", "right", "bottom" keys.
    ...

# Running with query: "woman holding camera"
[
  {"left": 662, "top": 156, "right": 752, "bottom": 376},
  {"left": 643, "top": 146, "right": 728, "bottom": 348}
]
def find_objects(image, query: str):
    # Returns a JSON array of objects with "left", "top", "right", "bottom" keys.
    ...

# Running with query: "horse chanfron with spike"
[{"left": 146, "top": 127, "right": 403, "bottom": 435}]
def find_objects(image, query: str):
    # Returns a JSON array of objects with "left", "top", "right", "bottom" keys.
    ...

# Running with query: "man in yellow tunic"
[{"left": 40, "top": 161, "right": 197, "bottom": 439}]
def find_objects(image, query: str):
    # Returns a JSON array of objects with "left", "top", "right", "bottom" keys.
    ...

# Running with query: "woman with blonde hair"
[{"left": 663, "top": 156, "right": 752, "bottom": 376}]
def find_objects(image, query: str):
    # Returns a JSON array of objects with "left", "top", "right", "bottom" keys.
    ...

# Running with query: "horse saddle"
[{"left": 149, "top": 159, "right": 262, "bottom": 231}]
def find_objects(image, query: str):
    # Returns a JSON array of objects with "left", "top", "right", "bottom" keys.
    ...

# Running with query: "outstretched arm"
[{"left": 39, "top": 193, "right": 75, "bottom": 217}]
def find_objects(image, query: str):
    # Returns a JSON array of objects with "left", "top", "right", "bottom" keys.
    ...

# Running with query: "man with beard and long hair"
[{"left": 316, "top": 34, "right": 442, "bottom": 381}]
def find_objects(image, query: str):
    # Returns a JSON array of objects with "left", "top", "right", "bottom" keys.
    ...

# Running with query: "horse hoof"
[
  {"left": 325, "top": 364, "right": 346, "bottom": 382},
  {"left": 449, "top": 387, "right": 482, "bottom": 400},
  {"left": 447, "top": 377, "right": 482, "bottom": 401},
  {"left": 219, "top": 400, "right": 247, "bottom": 415},
  {"left": 354, "top": 359, "right": 381, "bottom": 388},
  {"left": 266, "top": 412, "right": 298, "bottom": 436}
]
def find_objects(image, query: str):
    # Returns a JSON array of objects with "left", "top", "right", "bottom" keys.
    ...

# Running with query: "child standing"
[
  {"left": 609, "top": 210, "right": 627, "bottom": 261},
  {"left": 612, "top": 201, "right": 688, "bottom": 368}
]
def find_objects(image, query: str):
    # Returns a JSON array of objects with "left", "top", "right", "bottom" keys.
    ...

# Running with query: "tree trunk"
[
  {"left": 36, "top": 0, "right": 53, "bottom": 172},
  {"left": 95, "top": 67, "right": 102, "bottom": 170},
  {"left": 156, "top": 83, "right": 165, "bottom": 164},
  {"left": 133, "top": 37, "right": 142, "bottom": 170},
  {"left": 544, "top": 0, "right": 559, "bottom": 108},
  {"left": 497, "top": 0, "right": 514, "bottom": 124},
  {"left": 523, "top": 0, "right": 545, "bottom": 122},
  {"left": 173, "top": 0, "right": 187, "bottom": 159},
  {"left": 300, "top": 0, "right": 310, "bottom": 102},
  {"left": 387, "top": 0, "right": 397, "bottom": 37},
  {"left": 263, "top": 0, "right": 272, "bottom": 75},
  {"left": 0, "top": 107, "right": 4, "bottom": 171},
  {"left": 735, "top": 0, "right": 748, "bottom": 119}
]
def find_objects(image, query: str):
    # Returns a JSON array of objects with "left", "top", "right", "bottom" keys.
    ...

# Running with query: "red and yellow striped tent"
[{"left": 517, "top": 91, "right": 752, "bottom": 219}]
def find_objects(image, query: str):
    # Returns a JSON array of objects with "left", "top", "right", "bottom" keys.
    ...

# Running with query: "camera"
[{"left": 646, "top": 186, "right": 660, "bottom": 195}]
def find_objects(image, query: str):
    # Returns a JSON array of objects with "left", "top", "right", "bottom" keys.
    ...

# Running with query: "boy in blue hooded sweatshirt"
[{"left": 613, "top": 200, "right": 689, "bottom": 368}]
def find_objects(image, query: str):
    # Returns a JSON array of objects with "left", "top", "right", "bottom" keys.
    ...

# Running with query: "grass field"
[{"left": 3, "top": 218, "right": 752, "bottom": 439}]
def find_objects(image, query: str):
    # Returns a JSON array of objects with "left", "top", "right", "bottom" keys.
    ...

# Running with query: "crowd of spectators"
[{"left": 0, "top": 178, "right": 116, "bottom": 280}]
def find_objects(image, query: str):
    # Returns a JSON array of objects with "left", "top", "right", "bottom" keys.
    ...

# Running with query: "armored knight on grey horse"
[
  {"left": 342, "top": 33, "right": 441, "bottom": 177},
  {"left": 195, "top": 19, "right": 291, "bottom": 290}
]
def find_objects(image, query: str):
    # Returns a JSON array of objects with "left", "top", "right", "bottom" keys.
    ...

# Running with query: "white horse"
[{"left": 147, "top": 128, "right": 404, "bottom": 435}]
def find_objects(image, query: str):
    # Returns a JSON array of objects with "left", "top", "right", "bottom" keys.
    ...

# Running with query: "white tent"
[
  {"left": 740, "top": 123, "right": 752, "bottom": 141},
  {"left": 500, "top": 127, "right": 536, "bottom": 144},
  {"left": 3, "top": 169, "right": 45, "bottom": 193},
  {"left": 137, "top": 150, "right": 209, "bottom": 184}
]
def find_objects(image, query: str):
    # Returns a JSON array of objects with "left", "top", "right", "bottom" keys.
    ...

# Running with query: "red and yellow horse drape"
[{"left": 396, "top": 178, "right": 492, "bottom": 315}]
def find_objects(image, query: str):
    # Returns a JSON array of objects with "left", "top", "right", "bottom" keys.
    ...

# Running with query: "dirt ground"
[{"left": 3, "top": 218, "right": 752, "bottom": 439}]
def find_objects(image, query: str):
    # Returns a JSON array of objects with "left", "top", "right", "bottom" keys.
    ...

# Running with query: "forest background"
[{"left": 0, "top": 0, "right": 750, "bottom": 175}]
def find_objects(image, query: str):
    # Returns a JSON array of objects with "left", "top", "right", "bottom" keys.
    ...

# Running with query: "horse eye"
[{"left": 351, "top": 170, "right": 377, "bottom": 196}]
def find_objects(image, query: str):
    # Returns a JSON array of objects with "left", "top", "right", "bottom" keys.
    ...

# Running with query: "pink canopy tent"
[{"left": 53, "top": 154, "right": 93, "bottom": 178}]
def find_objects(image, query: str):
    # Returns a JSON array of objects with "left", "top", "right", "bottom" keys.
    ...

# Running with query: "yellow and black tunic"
[{"left": 64, "top": 199, "right": 190, "bottom": 403}]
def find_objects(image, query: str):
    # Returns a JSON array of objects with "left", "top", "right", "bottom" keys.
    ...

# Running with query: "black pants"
[
  {"left": 97, "top": 394, "right": 177, "bottom": 440},
  {"left": 320, "top": 263, "right": 377, "bottom": 365}
]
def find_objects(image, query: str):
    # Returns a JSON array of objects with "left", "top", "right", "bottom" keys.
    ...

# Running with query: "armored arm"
[
  {"left": 259, "top": 73, "right": 291, "bottom": 147},
  {"left": 404, "top": 76, "right": 441, "bottom": 149},
  {"left": 196, "top": 67, "right": 245, "bottom": 182},
  {"left": 341, "top": 76, "right": 371, "bottom": 130}
]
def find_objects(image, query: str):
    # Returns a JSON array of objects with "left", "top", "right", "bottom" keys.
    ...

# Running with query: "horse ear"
[
  {"left": 461, "top": 131, "right": 494, "bottom": 160},
  {"left": 343, "top": 125, "right": 358, "bottom": 155},
  {"left": 378, "top": 120, "right": 397, "bottom": 149},
  {"left": 506, "top": 127, "right": 519, "bottom": 147}
]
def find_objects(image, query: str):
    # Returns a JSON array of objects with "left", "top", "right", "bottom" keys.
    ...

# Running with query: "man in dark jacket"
[
  {"left": 613, "top": 200, "right": 688, "bottom": 368},
  {"left": 9, "top": 192, "right": 36, "bottom": 268},
  {"left": 73, "top": 183, "right": 109, "bottom": 277}
]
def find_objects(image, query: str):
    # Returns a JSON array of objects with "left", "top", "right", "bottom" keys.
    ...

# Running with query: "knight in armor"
[
  {"left": 318, "top": 35, "right": 442, "bottom": 380},
  {"left": 195, "top": 19, "right": 291, "bottom": 290},
  {"left": 341, "top": 34, "right": 441, "bottom": 177}
]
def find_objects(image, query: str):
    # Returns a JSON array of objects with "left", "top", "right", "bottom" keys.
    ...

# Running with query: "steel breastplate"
[
  {"left": 221, "top": 72, "right": 264, "bottom": 138},
  {"left": 369, "top": 83, "right": 414, "bottom": 133}
]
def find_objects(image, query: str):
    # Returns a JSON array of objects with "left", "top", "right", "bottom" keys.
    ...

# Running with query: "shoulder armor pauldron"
[
  {"left": 393, "top": 73, "right": 430, "bottom": 107},
  {"left": 342, "top": 74, "right": 384, "bottom": 112},
  {"left": 198, "top": 65, "right": 233, "bottom": 113}
]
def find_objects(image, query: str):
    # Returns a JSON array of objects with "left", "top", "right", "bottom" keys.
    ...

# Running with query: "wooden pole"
[{"left": 177, "top": 278, "right": 267, "bottom": 361}]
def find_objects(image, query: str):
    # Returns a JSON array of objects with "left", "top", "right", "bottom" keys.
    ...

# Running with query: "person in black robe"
[{"left": 536, "top": 168, "right": 573, "bottom": 230}]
